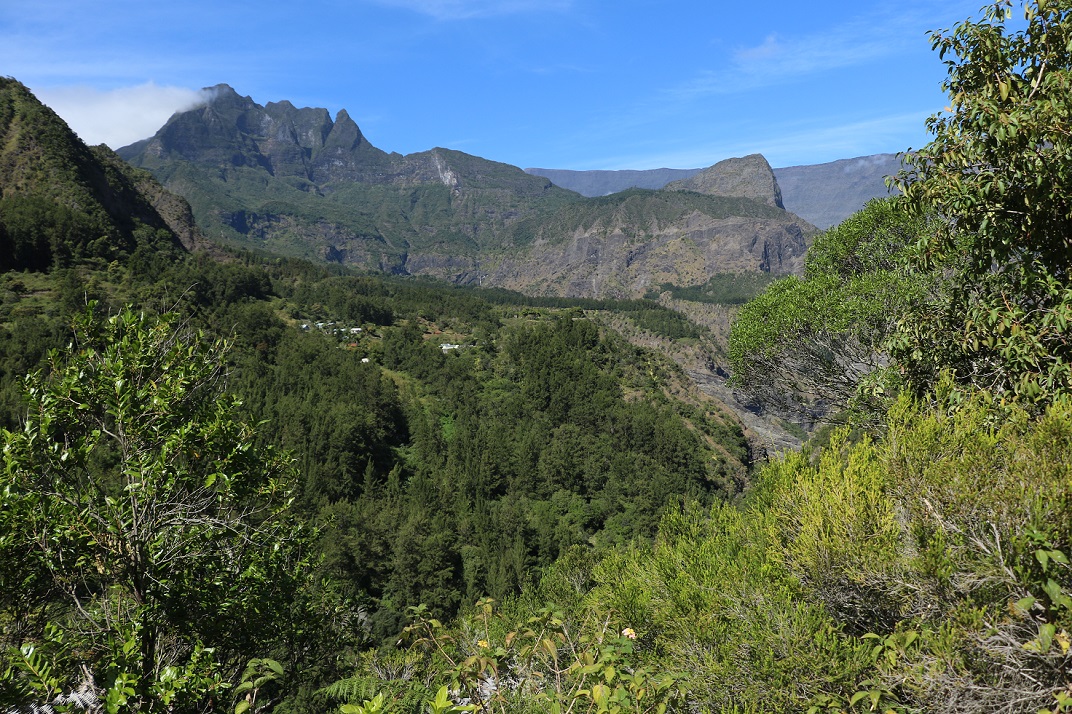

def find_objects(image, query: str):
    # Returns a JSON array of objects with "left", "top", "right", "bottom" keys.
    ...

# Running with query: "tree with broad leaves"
[
  {"left": 0, "top": 305, "right": 309, "bottom": 714},
  {"left": 895, "top": 0, "right": 1072, "bottom": 404},
  {"left": 728, "top": 198, "right": 930, "bottom": 422}
]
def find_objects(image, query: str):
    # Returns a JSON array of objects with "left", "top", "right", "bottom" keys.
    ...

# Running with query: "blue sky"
[{"left": 2, "top": 0, "right": 986, "bottom": 170}]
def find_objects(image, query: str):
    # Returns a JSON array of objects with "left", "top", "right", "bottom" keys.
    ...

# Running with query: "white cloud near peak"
[{"left": 33, "top": 82, "right": 211, "bottom": 149}]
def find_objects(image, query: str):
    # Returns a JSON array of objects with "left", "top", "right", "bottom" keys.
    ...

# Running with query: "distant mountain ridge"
[
  {"left": 774, "top": 154, "right": 902, "bottom": 229},
  {"left": 523, "top": 167, "right": 702, "bottom": 196},
  {"left": 526, "top": 153, "right": 902, "bottom": 229},
  {"left": 117, "top": 84, "right": 816, "bottom": 298}
]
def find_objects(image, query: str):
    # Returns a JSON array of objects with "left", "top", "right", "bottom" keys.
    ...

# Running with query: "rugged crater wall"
[{"left": 476, "top": 211, "right": 809, "bottom": 299}]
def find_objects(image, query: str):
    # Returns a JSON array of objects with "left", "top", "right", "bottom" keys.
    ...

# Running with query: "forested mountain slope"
[
  {"left": 0, "top": 77, "right": 188, "bottom": 271},
  {"left": 0, "top": 253, "right": 754, "bottom": 711}
]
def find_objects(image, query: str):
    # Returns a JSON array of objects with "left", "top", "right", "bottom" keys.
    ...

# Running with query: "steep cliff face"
[
  {"left": 479, "top": 193, "right": 810, "bottom": 298},
  {"left": 481, "top": 163, "right": 812, "bottom": 299},
  {"left": 121, "top": 84, "right": 396, "bottom": 184}
]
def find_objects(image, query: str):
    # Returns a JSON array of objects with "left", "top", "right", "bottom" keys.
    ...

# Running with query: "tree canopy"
[
  {"left": 728, "top": 197, "right": 929, "bottom": 417},
  {"left": 894, "top": 0, "right": 1072, "bottom": 403},
  {"left": 733, "top": 0, "right": 1072, "bottom": 416}
]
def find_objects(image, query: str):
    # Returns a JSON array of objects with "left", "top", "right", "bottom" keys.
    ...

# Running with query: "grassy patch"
[{"left": 646, "top": 272, "right": 778, "bottom": 305}]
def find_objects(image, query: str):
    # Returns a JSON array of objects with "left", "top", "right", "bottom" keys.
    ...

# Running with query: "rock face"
[
  {"left": 664, "top": 154, "right": 784, "bottom": 209},
  {"left": 119, "top": 85, "right": 816, "bottom": 298},
  {"left": 123, "top": 85, "right": 395, "bottom": 185},
  {"left": 486, "top": 209, "right": 809, "bottom": 298}
]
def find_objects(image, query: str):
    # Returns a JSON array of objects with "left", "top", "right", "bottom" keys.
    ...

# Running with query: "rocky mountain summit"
[
  {"left": 664, "top": 154, "right": 784, "bottom": 208},
  {"left": 118, "top": 85, "right": 816, "bottom": 298},
  {"left": 119, "top": 84, "right": 394, "bottom": 184},
  {"left": 120, "top": 85, "right": 563, "bottom": 196}
]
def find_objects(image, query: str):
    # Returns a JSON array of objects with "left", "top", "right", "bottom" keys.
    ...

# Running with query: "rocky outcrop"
[
  {"left": 664, "top": 154, "right": 784, "bottom": 208},
  {"left": 109, "top": 157, "right": 208, "bottom": 252},
  {"left": 527, "top": 154, "right": 902, "bottom": 230},
  {"left": 120, "top": 84, "right": 397, "bottom": 185}
]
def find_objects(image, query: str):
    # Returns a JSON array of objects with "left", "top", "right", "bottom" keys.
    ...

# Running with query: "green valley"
[{"left": 3, "top": 2, "right": 1072, "bottom": 711}]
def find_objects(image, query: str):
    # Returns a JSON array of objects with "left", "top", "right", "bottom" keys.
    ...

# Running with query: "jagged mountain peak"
[
  {"left": 322, "top": 108, "right": 366, "bottom": 150},
  {"left": 121, "top": 86, "right": 573, "bottom": 197},
  {"left": 119, "top": 85, "right": 393, "bottom": 183}
]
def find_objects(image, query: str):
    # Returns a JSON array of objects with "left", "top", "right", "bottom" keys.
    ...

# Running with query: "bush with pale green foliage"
[{"left": 338, "top": 383, "right": 1072, "bottom": 713}]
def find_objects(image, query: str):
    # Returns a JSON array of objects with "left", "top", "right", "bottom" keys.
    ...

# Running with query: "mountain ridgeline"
[
  {"left": 526, "top": 153, "right": 903, "bottom": 229},
  {"left": 119, "top": 85, "right": 816, "bottom": 298}
]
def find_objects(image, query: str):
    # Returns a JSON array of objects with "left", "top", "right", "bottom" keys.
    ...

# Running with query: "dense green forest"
[
  {"left": 0, "top": 242, "right": 748, "bottom": 712},
  {"left": 4, "top": 2, "right": 1072, "bottom": 713}
]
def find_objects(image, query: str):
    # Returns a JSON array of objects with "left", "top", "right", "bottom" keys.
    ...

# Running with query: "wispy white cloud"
[
  {"left": 365, "top": 0, "right": 571, "bottom": 20},
  {"left": 667, "top": 2, "right": 983, "bottom": 101},
  {"left": 33, "top": 83, "right": 212, "bottom": 149},
  {"left": 586, "top": 111, "right": 930, "bottom": 171},
  {"left": 736, "top": 30, "right": 887, "bottom": 75},
  {"left": 671, "top": 19, "right": 905, "bottom": 100}
]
